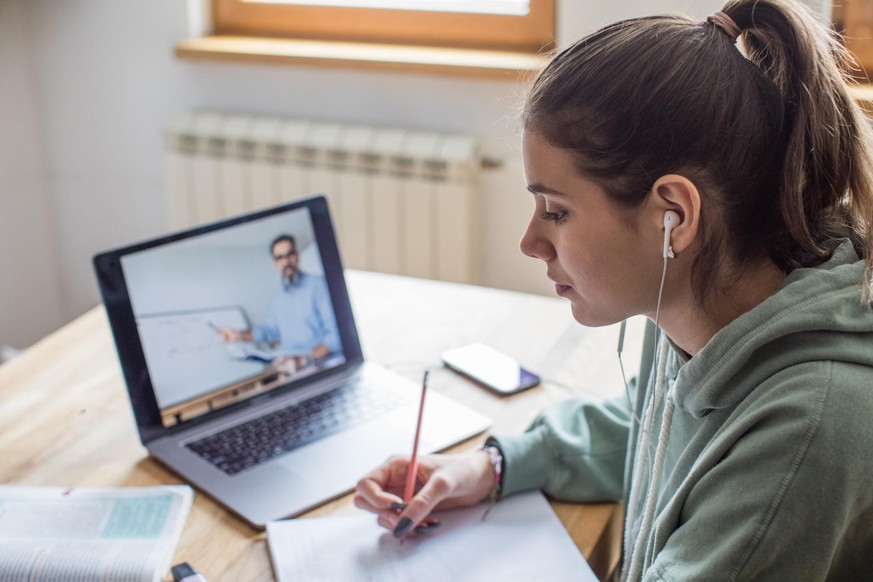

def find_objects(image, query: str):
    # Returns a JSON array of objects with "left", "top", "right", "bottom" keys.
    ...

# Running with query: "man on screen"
[{"left": 217, "top": 234, "right": 340, "bottom": 374}]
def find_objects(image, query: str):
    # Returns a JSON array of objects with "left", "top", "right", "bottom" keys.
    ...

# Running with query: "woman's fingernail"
[
  {"left": 390, "top": 502, "right": 408, "bottom": 511},
  {"left": 393, "top": 517, "right": 413, "bottom": 538}
]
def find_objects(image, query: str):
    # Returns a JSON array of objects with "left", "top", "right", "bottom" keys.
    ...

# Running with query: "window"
[
  {"left": 175, "top": 0, "right": 553, "bottom": 77},
  {"left": 211, "top": 0, "right": 555, "bottom": 53}
]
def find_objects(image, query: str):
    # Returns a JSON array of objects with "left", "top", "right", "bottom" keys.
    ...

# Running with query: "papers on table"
[{"left": 268, "top": 491, "right": 597, "bottom": 582}]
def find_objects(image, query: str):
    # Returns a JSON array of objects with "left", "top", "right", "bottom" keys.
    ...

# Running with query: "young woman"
[{"left": 355, "top": 0, "right": 873, "bottom": 578}]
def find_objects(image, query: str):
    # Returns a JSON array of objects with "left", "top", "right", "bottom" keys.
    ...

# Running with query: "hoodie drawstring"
[{"left": 622, "top": 335, "right": 676, "bottom": 581}]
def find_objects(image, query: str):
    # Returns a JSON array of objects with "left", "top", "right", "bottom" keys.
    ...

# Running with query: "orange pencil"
[{"left": 403, "top": 371, "right": 429, "bottom": 502}]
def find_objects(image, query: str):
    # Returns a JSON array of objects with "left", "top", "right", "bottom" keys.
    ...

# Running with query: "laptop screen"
[{"left": 94, "top": 197, "right": 362, "bottom": 440}]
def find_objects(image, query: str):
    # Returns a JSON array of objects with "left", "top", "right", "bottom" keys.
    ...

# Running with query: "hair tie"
[{"left": 707, "top": 11, "right": 742, "bottom": 42}]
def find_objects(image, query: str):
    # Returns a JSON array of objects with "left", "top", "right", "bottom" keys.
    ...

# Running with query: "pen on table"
[
  {"left": 403, "top": 370, "right": 429, "bottom": 503},
  {"left": 171, "top": 562, "right": 208, "bottom": 582},
  {"left": 206, "top": 321, "right": 220, "bottom": 334}
]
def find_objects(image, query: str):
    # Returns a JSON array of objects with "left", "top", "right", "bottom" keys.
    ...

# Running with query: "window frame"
[{"left": 211, "top": 0, "right": 556, "bottom": 53}]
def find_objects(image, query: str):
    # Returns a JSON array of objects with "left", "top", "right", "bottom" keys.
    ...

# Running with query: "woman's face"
[{"left": 520, "top": 130, "right": 659, "bottom": 326}]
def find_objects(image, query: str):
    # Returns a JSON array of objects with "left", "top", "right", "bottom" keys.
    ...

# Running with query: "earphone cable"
[{"left": 620, "top": 252, "right": 670, "bottom": 580}]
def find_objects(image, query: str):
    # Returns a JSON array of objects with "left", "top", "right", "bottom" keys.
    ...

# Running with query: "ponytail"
[{"left": 722, "top": 0, "right": 873, "bottom": 303}]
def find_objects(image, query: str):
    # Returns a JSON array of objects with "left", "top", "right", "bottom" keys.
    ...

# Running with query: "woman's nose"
[{"left": 519, "top": 218, "right": 554, "bottom": 262}]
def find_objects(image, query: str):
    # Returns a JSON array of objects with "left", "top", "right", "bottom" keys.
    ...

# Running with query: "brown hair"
[
  {"left": 270, "top": 234, "right": 297, "bottom": 255},
  {"left": 523, "top": 0, "right": 873, "bottom": 304}
]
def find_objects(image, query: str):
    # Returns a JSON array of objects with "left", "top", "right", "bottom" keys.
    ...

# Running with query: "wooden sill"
[
  {"left": 175, "top": 36, "right": 549, "bottom": 79},
  {"left": 849, "top": 83, "right": 873, "bottom": 114}
]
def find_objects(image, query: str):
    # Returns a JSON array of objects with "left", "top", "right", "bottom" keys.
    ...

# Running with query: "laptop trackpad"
[
  {"left": 232, "top": 461, "right": 326, "bottom": 526},
  {"left": 277, "top": 421, "right": 409, "bottom": 484}
]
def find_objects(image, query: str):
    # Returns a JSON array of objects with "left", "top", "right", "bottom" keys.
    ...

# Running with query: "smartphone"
[{"left": 441, "top": 343, "right": 541, "bottom": 396}]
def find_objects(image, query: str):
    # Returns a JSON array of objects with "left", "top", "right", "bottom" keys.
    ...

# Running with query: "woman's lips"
[{"left": 554, "top": 283, "right": 571, "bottom": 296}]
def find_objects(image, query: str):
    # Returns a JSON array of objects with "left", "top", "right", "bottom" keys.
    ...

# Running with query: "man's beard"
[{"left": 283, "top": 269, "right": 300, "bottom": 288}]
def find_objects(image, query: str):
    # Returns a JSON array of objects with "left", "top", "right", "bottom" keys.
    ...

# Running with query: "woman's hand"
[{"left": 354, "top": 450, "right": 495, "bottom": 537}]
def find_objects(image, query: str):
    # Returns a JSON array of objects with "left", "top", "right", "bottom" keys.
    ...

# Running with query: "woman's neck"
[{"left": 660, "top": 261, "right": 787, "bottom": 356}]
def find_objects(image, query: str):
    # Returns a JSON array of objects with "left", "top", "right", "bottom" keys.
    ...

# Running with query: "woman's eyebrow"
[{"left": 527, "top": 183, "right": 569, "bottom": 197}]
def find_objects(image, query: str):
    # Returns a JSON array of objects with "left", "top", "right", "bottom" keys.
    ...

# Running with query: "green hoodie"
[{"left": 493, "top": 240, "right": 873, "bottom": 580}]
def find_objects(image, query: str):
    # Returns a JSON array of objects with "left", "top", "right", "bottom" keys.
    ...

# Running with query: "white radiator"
[{"left": 164, "top": 111, "right": 480, "bottom": 284}]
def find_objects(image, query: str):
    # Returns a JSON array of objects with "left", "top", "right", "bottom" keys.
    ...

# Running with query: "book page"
[
  {"left": 0, "top": 485, "right": 193, "bottom": 582},
  {"left": 267, "top": 491, "right": 597, "bottom": 582}
]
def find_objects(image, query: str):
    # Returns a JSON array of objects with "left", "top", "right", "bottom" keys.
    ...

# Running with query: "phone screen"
[{"left": 441, "top": 343, "right": 540, "bottom": 395}]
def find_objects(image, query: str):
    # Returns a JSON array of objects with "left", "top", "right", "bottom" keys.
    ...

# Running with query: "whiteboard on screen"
[{"left": 136, "top": 306, "right": 267, "bottom": 408}]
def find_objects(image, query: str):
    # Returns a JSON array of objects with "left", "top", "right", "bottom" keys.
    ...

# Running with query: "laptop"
[{"left": 93, "top": 195, "right": 491, "bottom": 529}]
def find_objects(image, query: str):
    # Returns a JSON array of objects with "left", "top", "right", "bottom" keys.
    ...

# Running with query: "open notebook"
[{"left": 267, "top": 491, "right": 597, "bottom": 581}]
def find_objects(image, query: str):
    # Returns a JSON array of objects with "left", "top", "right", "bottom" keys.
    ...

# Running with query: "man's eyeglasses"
[{"left": 273, "top": 249, "right": 298, "bottom": 262}]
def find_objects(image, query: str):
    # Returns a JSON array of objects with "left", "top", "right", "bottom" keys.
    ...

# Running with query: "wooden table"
[{"left": 0, "top": 270, "right": 638, "bottom": 581}]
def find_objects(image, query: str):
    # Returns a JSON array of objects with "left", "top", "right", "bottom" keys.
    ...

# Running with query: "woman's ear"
[{"left": 650, "top": 174, "right": 701, "bottom": 256}]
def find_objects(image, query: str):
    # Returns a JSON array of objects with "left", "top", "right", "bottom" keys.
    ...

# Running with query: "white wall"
[
  {"left": 0, "top": 0, "right": 64, "bottom": 349},
  {"left": 7, "top": 0, "right": 737, "bottom": 347}
]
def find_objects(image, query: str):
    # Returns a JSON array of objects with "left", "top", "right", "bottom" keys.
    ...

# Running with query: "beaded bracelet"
[
  {"left": 480, "top": 444, "right": 503, "bottom": 521},
  {"left": 483, "top": 445, "right": 503, "bottom": 502}
]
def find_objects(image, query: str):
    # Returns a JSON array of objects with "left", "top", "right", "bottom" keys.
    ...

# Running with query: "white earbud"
[{"left": 662, "top": 210, "right": 680, "bottom": 259}]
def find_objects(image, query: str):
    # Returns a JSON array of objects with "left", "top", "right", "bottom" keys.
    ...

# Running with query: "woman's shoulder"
[{"left": 732, "top": 358, "right": 873, "bottom": 468}]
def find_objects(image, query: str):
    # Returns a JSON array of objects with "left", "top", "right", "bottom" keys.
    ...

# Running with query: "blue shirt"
[{"left": 251, "top": 272, "right": 341, "bottom": 357}]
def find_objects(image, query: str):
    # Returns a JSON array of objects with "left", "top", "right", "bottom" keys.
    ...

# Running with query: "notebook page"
[{"left": 267, "top": 490, "right": 597, "bottom": 582}]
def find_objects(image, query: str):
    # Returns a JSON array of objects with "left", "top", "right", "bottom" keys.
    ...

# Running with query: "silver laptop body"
[{"left": 93, "top": 195, "right": 491, "bottom": 528}]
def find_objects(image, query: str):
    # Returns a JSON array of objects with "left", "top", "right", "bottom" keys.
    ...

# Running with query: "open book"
[{"left": 0, "top": 485, "right": 193, "bottom": 582}]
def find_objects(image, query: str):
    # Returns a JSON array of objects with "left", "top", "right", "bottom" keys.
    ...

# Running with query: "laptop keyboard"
[{"left": 186, "top": 383, "right": 409, "bottom": 475}]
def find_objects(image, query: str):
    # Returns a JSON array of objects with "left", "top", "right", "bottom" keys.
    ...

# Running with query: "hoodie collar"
[{"left": 668, "top": 240, "right": 873, "bottom": 418}]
